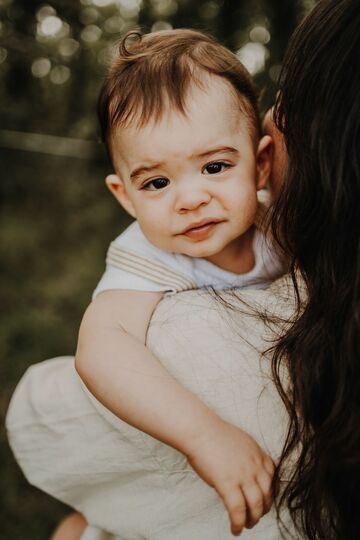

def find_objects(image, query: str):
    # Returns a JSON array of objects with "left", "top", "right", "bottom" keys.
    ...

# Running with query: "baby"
[{"left": 76, "top": 29, "right": 282, "bottom": 537}]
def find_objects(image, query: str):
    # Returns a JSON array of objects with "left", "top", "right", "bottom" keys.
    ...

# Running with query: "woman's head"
[
  {"left": 274, "top": 0, "right": 359, "bottom": 268},
  {"left": 268, "top": 1, "right": 360, "bottom": 538},
  {"left": 265, "top": 0, "right": 360, "bottom": 242}
]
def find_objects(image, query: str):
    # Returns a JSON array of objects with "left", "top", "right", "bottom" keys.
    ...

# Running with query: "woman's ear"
[
  {"left": 105, "top": 174, "right": 137, "bottom": 218},
  {"left": 255, "top": 135, "right": 273, "bottom": 190}
]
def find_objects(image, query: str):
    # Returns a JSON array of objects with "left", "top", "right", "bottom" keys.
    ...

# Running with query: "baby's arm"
[
  {"left": 76, "top": 290, "right": 223, "bottom": 451},
  {"left": 75, "top": 290, "right": 274, "bottom": 536}
]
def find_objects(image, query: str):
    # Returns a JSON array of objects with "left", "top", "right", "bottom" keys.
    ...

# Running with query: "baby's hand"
[{"left": 185, "top": 418, "right": 275, "bottom": 536}]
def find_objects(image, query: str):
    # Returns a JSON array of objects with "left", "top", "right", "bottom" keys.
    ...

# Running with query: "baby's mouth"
[{"left": 180, "top": 219, "right": 224, "bottom": 240}]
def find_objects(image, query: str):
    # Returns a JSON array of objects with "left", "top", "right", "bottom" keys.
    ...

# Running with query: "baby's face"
[{"left": 109, "top": 77, "right": 271, "bottom": 266}]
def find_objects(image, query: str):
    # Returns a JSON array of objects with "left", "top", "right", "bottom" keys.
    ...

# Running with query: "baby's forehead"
[
  {"left": 112, "top": 75, "right": 254, "bottom": 140},
  {"left": 186, "top": 75, "right": 248, "bottom": 115},
  {"left": 110, "top": 90, "right": 258, "bottom": 175}
]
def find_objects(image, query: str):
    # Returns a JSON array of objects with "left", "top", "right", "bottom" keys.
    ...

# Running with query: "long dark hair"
[{"left": 270, "top": 0, "right": 360, "bottom": 538}]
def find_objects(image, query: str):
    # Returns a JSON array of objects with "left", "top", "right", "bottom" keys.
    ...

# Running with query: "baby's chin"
[
  {"left": 172, "top": 243, "right": 223, "bottom": 259},
  {"left": 148, "top": 243, "right": 216, "bottom": 259}
]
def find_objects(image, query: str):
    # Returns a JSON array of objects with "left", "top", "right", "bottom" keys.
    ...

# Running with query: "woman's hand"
[{"left": 185, "top": 418, "right": 275, "bottom": 536}]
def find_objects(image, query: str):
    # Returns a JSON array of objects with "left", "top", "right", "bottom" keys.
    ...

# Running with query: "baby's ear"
[
  {"left": 255, "top": 135, "right": 273, "bottom": 190},
  {"left": 105, "top": 174, "right": 136, "bottom": 218}
]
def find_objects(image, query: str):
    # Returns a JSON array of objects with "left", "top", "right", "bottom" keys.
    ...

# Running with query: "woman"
[
  {"left": 267, "top": 0, "right": 359, "bottom": 536},
  {"left": 6, "top": 0, "right": 359, "bottom": 538}
]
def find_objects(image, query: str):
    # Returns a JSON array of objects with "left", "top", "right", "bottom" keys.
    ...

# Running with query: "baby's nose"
[{"left": 175, "top": 184, "right": 211, "bottom": 213}]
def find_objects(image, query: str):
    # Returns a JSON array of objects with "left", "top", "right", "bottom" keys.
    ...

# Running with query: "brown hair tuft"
[{"left": 98, "top": 29, "right": 260, "bottom": 160}]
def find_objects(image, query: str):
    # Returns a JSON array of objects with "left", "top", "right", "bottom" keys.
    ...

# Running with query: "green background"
[{"left": 0, "top": 1, "right": 315, "bottom": 538}]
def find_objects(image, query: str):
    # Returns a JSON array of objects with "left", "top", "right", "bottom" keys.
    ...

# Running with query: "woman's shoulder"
[{"left": 152, "top": 273, "right": 304, "bottom": 325}]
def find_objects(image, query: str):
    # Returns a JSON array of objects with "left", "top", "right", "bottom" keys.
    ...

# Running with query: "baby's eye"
[
  {"left": 143, "top": 178, "right": 169, "bottom": 191},
  {"left": 203, "top": 161, "right": 230, "bottom": 175}
]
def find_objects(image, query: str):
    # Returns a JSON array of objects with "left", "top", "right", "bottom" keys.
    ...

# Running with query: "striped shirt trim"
[{"left": 106, "top": 244, "right": 196, "bottom": 292}]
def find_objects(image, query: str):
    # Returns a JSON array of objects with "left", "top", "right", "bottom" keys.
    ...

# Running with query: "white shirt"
[{"left": 93, "top": 221, "right": 284, "bottom": 299}]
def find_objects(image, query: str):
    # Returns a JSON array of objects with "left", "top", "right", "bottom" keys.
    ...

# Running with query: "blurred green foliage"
[{"left": 1, "top": 0, "right": 316, "bottom": 538}]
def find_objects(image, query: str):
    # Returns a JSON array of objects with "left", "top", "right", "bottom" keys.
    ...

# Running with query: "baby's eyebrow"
[
  {"left": 129, "top": 147, "right": 238, "bottom": 182},
  {"left": 192, "top": 146, "right": 239, "bottom": 159},
  {"left": 130, "top": 162, "right": 165, "bottom": 182}
]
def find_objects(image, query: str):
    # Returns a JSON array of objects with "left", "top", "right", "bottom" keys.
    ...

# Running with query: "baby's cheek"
[
  {"left": 139, "top": 221, "right": 174, "bottom": 253},
  {"left": 232, "top": 186, "right": 258, "bottom": 221},
  {"left": 136, "top": 214, "right": 161, "bottom": 241}
]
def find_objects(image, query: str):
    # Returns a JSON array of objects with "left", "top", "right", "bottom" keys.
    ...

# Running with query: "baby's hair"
[{"left": 98, "top": 28, "right": 261, "bottom": 160}]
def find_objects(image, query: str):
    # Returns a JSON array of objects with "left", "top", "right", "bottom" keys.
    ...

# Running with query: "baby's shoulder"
[{"left": 110, "top": 221, "right": 175, "bottom": 265}]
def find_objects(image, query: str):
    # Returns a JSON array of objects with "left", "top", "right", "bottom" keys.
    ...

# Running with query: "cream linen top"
[{"left": 6, "top": 276, "right": 303, "bottom": 539}]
